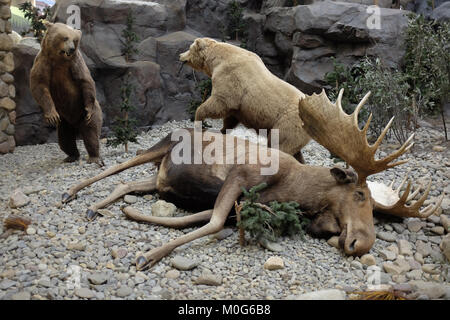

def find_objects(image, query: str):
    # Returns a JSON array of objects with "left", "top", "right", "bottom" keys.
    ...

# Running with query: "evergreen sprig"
[{"left": 237, "top": 183, "right": 310, "bottom": 242}]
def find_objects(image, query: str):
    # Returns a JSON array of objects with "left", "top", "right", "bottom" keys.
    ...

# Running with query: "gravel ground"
[{"left": 0, "top": 119, "right": 449, "bottom": 300}]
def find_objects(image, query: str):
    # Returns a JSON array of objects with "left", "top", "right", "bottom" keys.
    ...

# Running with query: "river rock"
[
  {"left": 75, "top": 287, "right": 95, "bottom": 299},
  {"left": 441, "top": 234, "right": 450, "bottom": 261},
  {"left": 398, "top": 239, "right": 413, "bottom": 256},
  {"left": 88, "top": 273, "right": 109, "bottom": 285},
  {"left": 9, "top": 189, "right": 30, "bottom": 208},
  {"left": 263, "top": 256, "right": 284, "bottom": 270},
  {"left": 360, "top": 254, "right": 376, "bottom": 266},
  {"left": 170, "top": 255, "right": 199, "bottom": 270},
  {"left": 195, "top": 271, "right": 222, "bottom": 286},
  {"left": 409, "top": 281, "right": 447, "bottom": 299},
  {"left": 295, "top": 289, "right": 346, "bottom": 300},
  {"left": 377, "top": 231, "right": 397, "bottom": 242},
  {"left": 151, "top": 200, "right": 176, "bottom": 217},
  {"left": 11, "top": 291, "right": 31, "bottom": 300}
]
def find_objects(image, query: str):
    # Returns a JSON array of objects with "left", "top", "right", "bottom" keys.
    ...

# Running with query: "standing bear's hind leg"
[
  {"left": 58, "top": 120, "right": 80, "bottom": 163},
  {"left": 80, "top": 108, "right": 104, "bottom": 166}
]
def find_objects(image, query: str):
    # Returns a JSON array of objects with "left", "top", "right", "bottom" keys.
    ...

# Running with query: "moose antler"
[
  {"left": 298, "top": 89, "right": 414, "bottom": 185},
  {"left": 371, "top": 172, "right": 444, "bottom": 218}
]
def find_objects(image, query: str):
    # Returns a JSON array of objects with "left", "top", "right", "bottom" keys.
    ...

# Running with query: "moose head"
[{"left": 298, "top": 89, "right": 444, "bottom": 255}]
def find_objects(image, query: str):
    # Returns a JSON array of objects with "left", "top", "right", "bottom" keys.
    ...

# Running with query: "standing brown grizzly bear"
[
  {"left": 30, "top": 22, "right": 103, "bottom": 165},
  {"left": 179, "top": 38, "right": 311, "bottom": 163}
]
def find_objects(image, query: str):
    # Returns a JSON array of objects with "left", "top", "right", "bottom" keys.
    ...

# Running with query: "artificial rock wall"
[{"left": 0, "top": 0, "right": 15, "bottom": 154}]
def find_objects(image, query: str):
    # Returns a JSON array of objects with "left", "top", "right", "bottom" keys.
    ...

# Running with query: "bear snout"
[{"left": 179, "top": 51, "right": 190, "bottom": 62}]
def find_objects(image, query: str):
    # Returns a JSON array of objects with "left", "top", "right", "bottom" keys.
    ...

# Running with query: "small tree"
[
  {"left": 121, "top": 11, "right": 139, "bottom": 62},
  {"left": 107, "top": 73, "right": 138, "bottom": 153},
  {"left": 227, "top": 1, "right": 248, "bottom": 45},
  {"left": 236, "top": 183, "right": 310, "bottom": 243},
  {"left": 19, "top": 1, "right": 52, "bottom": 41}
]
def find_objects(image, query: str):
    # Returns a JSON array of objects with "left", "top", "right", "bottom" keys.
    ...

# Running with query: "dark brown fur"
[{"left": 30, "top": 22, "right": 103, "bottom": 164}]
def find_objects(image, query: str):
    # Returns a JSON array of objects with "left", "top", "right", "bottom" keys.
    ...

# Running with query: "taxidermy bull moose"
[{"left": 61, "top": 89, "right": 443, "bottom": 270}]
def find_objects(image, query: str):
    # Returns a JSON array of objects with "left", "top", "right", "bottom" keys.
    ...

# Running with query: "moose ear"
[{"left": 330, "top": 167, "right": 357, "bottom": 184}]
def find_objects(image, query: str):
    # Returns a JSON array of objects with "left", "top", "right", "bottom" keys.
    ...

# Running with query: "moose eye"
[{"left": 354, "top": 191, "right": 365, "bottom": 201}]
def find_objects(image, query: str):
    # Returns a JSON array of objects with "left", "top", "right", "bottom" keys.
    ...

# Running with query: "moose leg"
[
  {"left": 86, "top": 176, "right": 157, "bottom": 221},
  {"left": 122, "top": 207, "right": 213, "bottom": 228},
  {"left": 62, "top": 134, "right": 174, "bottom": 204},
  {"left": 134, "top": 174, "right": 245, "bottom": 270}
]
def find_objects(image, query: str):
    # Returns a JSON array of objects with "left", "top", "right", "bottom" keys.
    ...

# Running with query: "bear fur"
[
  {"left": 179, "top": 38, "right": 311, "bottom": 162},
  {"left": 30, "top": 22, "right": 103, "bottom": 165}
]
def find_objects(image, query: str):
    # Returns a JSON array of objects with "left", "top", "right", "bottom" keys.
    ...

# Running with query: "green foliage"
[
  {"left": 324, "top": 57, "right": 366, "bottom": 114},
  {"left": 188, "top": 78, "right": 212, "bottom": 121},
  {"left": 237, "top": 183, "right": 310, "bottom": 242},
  {"left": 107, "top": 73, "right": 138, "bottom": 153},
  {"left": 122, "top": 11, "right": 139, "bottom": 62},
  {"left": 226, "top": 1, "right": 248, "bottom": 46},
  {"left": 404, "top": 14, "right": 449, "bottom": 117},
  {"left": 19, "top": 1, "right": 52, "bottom": 41},
  {"left": 325, "top": 57, "right": 413, "bottom": 144},
  {"left": 325, "top": 14, "right": 450, "bottom": 143},
  {"left": 357, "top": 58, "right": 413, "bottom": 144}
]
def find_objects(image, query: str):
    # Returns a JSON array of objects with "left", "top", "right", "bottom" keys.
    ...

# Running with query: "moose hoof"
[
  {"left": 136, "top": 256, "right": 148, "bottom": 271},
  {"left": 61, "top": 192, "right": 75, "bottom": 204},
  {"left": 86, "top": 209, "right": 98, "bottom": 221}
]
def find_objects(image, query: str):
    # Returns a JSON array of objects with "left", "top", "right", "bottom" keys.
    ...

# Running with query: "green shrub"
[
  {"left": 404, "top": 14, "right": 449, "bottom": 119},
  {"left": 237, "top": 183, "right": 310, "bottom": 242},
  {"left": 325, "top": 57, "right": 414, "bottom": 144},
  {"left": 325, "top": 14, "right": 449, "bottom": 143}
]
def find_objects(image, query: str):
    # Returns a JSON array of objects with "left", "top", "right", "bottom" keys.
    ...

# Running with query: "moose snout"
[{"left": 339, "top": 227, "right": 374, "bottom": 256}]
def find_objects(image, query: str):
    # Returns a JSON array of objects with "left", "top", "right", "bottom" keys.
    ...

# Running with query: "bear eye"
[{"left": 63, "top": 37, "right": 69, "bottom": 41}]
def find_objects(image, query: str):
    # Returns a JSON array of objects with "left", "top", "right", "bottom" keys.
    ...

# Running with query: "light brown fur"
[
  {"left": 30, "top": 22, "right": 103, "bottom": 165},
  {"left": 179, "top": 38, "right": 311, "bottom": 162}
]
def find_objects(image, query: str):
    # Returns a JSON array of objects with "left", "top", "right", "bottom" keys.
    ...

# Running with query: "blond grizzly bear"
[
  {"left": 30, "top": 22, "right": 103, "bottom": 165},
  {"left": 179, "top": 38, "right": 311, "bottom": 162}
]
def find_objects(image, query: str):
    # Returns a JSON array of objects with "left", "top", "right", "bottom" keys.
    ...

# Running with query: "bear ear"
[
  {"left": 195, "top": 38, "right": 207, "bottom": 51},
  {"left": 44, "top": 21, "right": 54, "bottom": 29}
]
